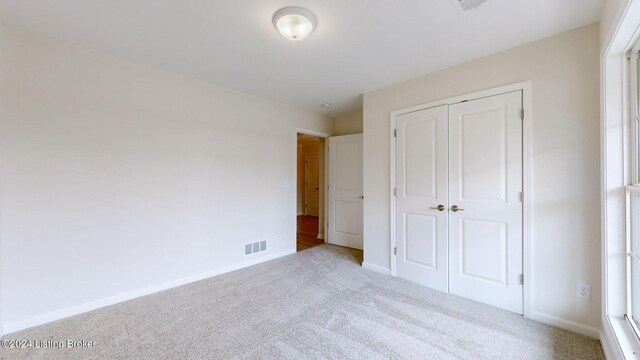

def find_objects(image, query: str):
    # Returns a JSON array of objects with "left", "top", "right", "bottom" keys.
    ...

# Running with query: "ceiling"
[{"left": 0, "top": 0, "right": 604, "bottom": 117}]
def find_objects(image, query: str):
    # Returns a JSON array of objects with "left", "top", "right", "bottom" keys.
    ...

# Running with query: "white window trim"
[
  {"left": 626, "top": 41, "right": 640, "bottom": 336},
  {"left": 630, "top": 38, "right": 640, "bottom": 186},
  {"left": 626, "top": 185, "right": 640, "bottom": 337},
  {"left": 602, "top": 0, "right": 640, "bottom": 358}
]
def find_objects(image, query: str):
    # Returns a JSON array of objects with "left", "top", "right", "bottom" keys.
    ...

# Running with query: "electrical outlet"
[{"left": 576, "top": 282, "right": 591, "bottom": 299}]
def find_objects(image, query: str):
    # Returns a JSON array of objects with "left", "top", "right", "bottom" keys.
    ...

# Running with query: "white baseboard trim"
[
  {"left": 530, "top": 311, "right": 600, "bottom": 339},
  {"left": 297, "top": 211, "right": 304, "bottom": 216},
  {"left": 362, "top": 262, "right": 391, "bottom": 275},
  {"left": 317, "top": 234, "right": 324, "bottom": 240},
  {"left": 2, "top": 249, "right": 295, "bottom": 336}
]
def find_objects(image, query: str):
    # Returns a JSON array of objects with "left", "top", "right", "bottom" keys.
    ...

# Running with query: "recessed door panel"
[
  {"left": 335, "top": 143, "right": 359, "bottom": 190},
  {"left": 405, "top": 120, "right": 438, "bottom": 198},
  {"left": 459, "top": 108, "right": 507, "bottom": 201},
  {"left": 460, "top": 219, "right": 507, "bottom": 285},
  {"left": 405, "top": 213, "right": 438, "bottom": 269},
  {"left": 334, "top": 201, "right": 359, "bottom": 235}
]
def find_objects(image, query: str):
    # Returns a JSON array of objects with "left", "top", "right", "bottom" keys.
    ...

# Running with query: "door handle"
[
  {"left": 451, "top": 205, "right": 464, "bottom": 212},
  {"left": 429, "top": 204, "right": 445, "bottom": 211},
  {"left": 357, "top": 195, "right": 364, "bottom": 199}
]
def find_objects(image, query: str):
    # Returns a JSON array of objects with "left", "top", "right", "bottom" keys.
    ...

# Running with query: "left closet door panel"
[{"left": 395, "top": 105, "right": 449, "bottom": 292}]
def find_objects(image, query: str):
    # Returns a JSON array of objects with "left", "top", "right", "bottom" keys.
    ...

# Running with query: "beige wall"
[
  {"left": 601, "top": 0, "right": 627, "bottom": 45},
  {"left": 0, "top": 26, "right": 332, "bottom": 331},
  {"left": 333, "top": 111, "right": 363, "bottom": 136},
  {"left": 363, "top": 24, "right": 601, "bottom": 332}
]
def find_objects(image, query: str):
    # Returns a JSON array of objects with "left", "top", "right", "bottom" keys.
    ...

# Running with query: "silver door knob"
[
  {"left": 429, "top": 204, "right": 445, "bottom": 211},
  {"left": 451, "top": 205, "right": 464, "bottom": 212}
]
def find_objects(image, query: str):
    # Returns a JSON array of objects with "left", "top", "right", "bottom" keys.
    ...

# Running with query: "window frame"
[
  {"left": 625, "top": 39, "right": 640, "bottom": 340},
  {"left": 629, "top": 43, "right": 640, "bottom": 184},
  {"left": 601, "top": 1, "right": 640, "bottom": 357},
  {"left": 625, "top": 186, "right": 640, "bottom": 337}
]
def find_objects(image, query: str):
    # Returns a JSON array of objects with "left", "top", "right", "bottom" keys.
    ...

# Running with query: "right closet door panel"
[{"left": 448, "top": 91, "right": 523, "bottom": 314}]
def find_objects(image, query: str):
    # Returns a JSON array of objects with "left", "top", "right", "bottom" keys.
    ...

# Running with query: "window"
[
  {"left": 627, "top": 41, "right": 640, "bottom": 336},
  {"left": 602, "top": 3, "right": 640, "bottom": 357},
  {"left": 627, "top": 187, "right": 640, "bottom": 331}
]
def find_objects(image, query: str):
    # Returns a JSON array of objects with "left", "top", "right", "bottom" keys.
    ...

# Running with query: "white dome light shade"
[{"left": 273, "top": 7, "right": 317, "bottom": 41}]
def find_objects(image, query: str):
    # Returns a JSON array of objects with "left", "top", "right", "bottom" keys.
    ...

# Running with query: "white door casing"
[
  {"left": 305, "top": 153, "right": 320, "bottom": 217},
  {"left": 448, "top": 91, "right": 523, "bottom": 314},
  {"left": 395, "top": 105, "right": 449, "bottom": 292},
  {"left": 328, "top": 134, "right": 363, "bottom": 250}
]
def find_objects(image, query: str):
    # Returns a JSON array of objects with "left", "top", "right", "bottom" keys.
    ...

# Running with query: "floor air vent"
[{"left": 244, "top": 240, "right": 267, "bottom": 255}]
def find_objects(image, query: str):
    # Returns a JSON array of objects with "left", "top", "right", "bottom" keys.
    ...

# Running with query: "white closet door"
[
  {"left": 328, "top": 134, "right": 363, "bottom": 250},
  {"left": 448, "top": 91, "right": 523, "bottom": 314},
  {"left": 395, "top": 105, "right": 449, "bottom": 292}
]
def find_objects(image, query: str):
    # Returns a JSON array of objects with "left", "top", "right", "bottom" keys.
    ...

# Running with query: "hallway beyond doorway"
[
  {"left": 296, "top": 215, "right": 323, "bottom": 252},
  {"left": 297, "top": 215, "right": 363, "bottom": 264}
]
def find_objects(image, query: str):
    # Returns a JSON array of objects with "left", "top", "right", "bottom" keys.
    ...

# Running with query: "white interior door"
[
  {"left": 448, "top": 91, "right": 523, "bottom": 314},
  {"left": 395, "top": 105, "right": 449, "bottom": 292},
  {"left": 305, "top": 153, "right": 319, "bottom": 217},
  {"left": 393, "top": 91, "right": 523, "bottom": 314},
  {"left": 328, "top": 134, "right": 363, "bottom": 250}
]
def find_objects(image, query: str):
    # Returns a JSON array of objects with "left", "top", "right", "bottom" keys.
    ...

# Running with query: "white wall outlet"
[{"left": 576, "top": 282, "right": 591, "bottom": 299}]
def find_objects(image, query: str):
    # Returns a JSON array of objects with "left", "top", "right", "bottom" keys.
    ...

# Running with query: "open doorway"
[{"left": 297, "top": 133, "right": 325, "bottom": 252}]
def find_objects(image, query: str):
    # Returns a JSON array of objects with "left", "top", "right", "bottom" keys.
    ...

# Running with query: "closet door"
[
  {"left": 395, "top": 105, "right": 449, "bottom": 292},
  {"left": 448, "top": 91, "right": 523, "bottom": 314}
]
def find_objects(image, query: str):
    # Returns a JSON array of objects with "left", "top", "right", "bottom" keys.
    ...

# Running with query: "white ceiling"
[{"left": 0, "top": 0, "right": 604, "bottom": 117}]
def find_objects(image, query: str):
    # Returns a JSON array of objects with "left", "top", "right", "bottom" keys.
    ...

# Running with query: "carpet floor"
[{"left": 1, "top": 245, "right": 603, "bottom": 360}]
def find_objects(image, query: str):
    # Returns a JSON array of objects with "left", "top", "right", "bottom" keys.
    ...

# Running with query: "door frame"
[
  {"left": 293, "top": 128, "right": 330, "bottom": 247},
  {"left": 389, "top": 81, "right": 533, "bottom": 318}
]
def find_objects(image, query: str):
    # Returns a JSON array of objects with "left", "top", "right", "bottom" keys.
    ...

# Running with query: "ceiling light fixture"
[
  {"left": 452, "top": 0, "right": 489, "bottom": 11},
  {"left": 321, "top": 103, "right": 332, "bottom": 108},
  {"left": 273, "top": 7, "right": 317, "bottom": 41}
]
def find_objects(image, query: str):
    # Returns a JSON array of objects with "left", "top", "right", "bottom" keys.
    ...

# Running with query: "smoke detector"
[{"left": 451, "top": 0, "right": 488, "bottom": 12}]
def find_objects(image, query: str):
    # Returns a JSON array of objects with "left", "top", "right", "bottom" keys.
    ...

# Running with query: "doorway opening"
[{"left": 296, "top": 133, "right": 325, "bottom": 252}]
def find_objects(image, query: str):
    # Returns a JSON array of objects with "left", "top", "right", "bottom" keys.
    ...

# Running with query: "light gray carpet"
[{"left": 1, "top": 245, "right": 603, "bottom": 360}]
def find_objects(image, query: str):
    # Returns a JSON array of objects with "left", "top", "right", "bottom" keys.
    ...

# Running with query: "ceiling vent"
[{"left": 451, "top": 0, "right": 488, "bottom": 12}]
